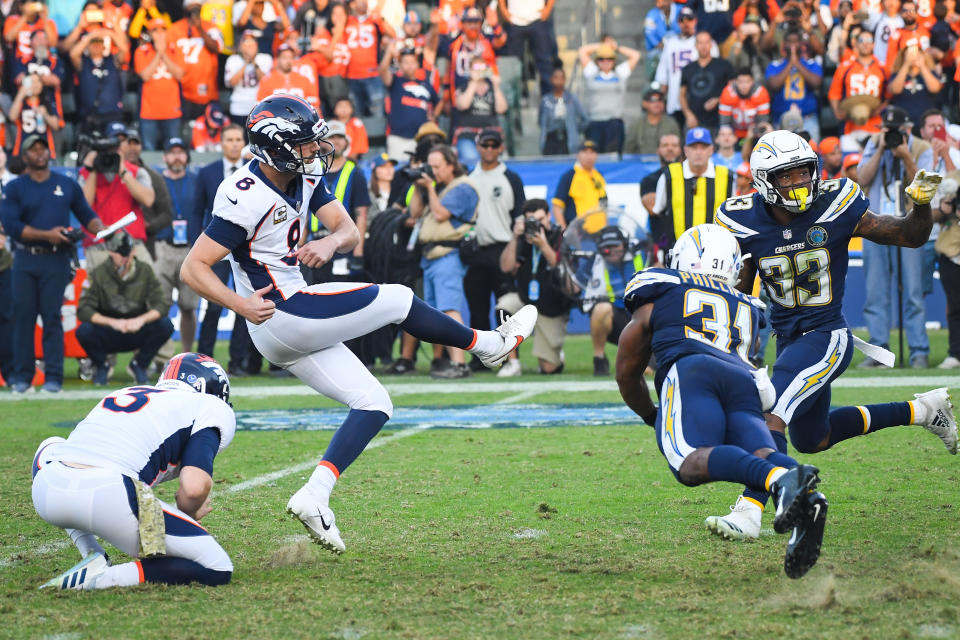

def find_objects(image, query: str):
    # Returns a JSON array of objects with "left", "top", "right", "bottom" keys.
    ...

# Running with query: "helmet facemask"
[{"left": 760, "top": 159, "right": 820, "bottom": 215}]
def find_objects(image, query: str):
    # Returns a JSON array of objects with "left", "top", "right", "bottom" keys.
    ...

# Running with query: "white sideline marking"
[
  {"left": 3, "top": 375, "right": 954, "bottom": 402},
  {"left": 3, "top": 425, "right": 433, "bottom": 573},
  {"left": 495, "top": 390, "right": 541, "bottom": 404}
]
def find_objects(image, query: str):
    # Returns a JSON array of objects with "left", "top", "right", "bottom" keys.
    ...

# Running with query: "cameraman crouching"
[
  {"left": 0, "top": 134, "right": 103, "bottom": 393},
  {"left": 498, "top": 199, "right": 571, "bottom": 375},
  {"left": 79, "top": 124, "right": 155, "bottom": 270},
  {"left": 857, "top": 105, "right": 934, "bottom": 368}
]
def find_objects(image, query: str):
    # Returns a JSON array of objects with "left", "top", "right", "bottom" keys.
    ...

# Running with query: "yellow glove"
[{"left": 905, "top": 169, "right": 943, "bottom": 205}]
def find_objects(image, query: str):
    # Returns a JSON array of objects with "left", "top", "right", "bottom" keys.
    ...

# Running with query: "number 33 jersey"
[
  {"left": 204, "top": 161, "right": 337, "bottom": 303},
  {"left": 714, "top": 178, "right": 869, "bottom": 338},
  {"left": 625, "top": 267, "right": 765, "bottom": 391}
]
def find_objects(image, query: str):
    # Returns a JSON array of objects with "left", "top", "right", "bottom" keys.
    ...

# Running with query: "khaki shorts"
[
  {"left": 152, "top": 241, "right": 200, "bottom": 311},
  {"left": 497, "top": 292, "right": 568, "bottom": 367}
]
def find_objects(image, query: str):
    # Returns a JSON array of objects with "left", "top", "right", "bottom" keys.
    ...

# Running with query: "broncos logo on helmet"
[{"left": 246, "top": 94, "right": 334, "bottom": 176}]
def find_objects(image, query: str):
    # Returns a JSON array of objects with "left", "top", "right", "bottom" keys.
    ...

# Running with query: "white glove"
[
  {"left": 750, "top": 366, "right": 776, "bottom": 412},
  {"left": 905, "top": 169, "right": 943, "bottom": 205}
]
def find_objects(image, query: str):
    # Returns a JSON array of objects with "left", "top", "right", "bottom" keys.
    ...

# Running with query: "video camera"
[{"left": 78, "top": 132, "right": 121, "bottom": 173}]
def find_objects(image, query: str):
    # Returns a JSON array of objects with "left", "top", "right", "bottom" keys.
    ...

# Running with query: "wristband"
[{"left": 83, "top": 164, "right": 95, "bottom": 172}]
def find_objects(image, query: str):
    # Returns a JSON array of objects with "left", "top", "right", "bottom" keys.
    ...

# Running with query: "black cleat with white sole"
[
  {"left": 770, "top": 464, "right": 821, "bottom": 534},
  {"left": 784, "top": 491, "right": 828, "bottom": 579}
]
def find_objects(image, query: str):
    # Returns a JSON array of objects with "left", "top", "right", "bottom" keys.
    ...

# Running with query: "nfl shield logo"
[{"left": 783, "top": 229, "right": 793, "bottom": 240}]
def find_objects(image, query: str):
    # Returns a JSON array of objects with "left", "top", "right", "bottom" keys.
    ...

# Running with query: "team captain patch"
[{"left": 273, "top": 205, "right": 288, "bottom": 224}]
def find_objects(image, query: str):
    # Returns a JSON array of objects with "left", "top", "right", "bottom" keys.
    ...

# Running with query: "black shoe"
[
  {"left": 784, "top": 491, "right": 828, "bottom": 579},
  {"left": 127, "top": 361, "right": 149, "bottom": 385},
  {"left": 430, "top": 361, "right": 472, "bottom": 379},
  {"left": 269, "top": 368, "right": 293, "bottom": 378},
  {"left": 770, "top": 464, "right": 821, "bottom": 534},
  {"left": 540, "top": 363, "right": 564, "bottom": 375},
  {"left": 228, "top": 362, "right": 250, "bottom": 377},
  {"left": 468, "top": 356, "right": 486, "bottom": 372},
  {"left": 593, "top": 356, "right": 610, "bottom": 377},
  {"left": 385, "top": 358, "right": 416, "bottom": 375},
  {"left": 93, "top": 366, "right": 109, "bottom": 387},
  {"left": 430, "top": 357, "right": 451, "bottom": 373}
]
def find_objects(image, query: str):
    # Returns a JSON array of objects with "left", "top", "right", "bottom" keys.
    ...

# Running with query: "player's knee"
[
  {"left": 380, "top": 283, "right": 416, "bottom": 324},
  {"left": 677, "top": 457, "right": 707, "bottom": 487},
  {"left": 347, "top": 382, "right": 393, "bottom": 418},
  {"left": 197, "top": 567, "right": 232, "bottom": 586},
  {"left": 788, "top": 429, "right": 822, "bottom": 454}
]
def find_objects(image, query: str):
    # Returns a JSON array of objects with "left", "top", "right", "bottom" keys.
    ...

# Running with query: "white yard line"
[
  {"left": 3, "top": 375, "right": 956, "bottom": 403},
  {"left": 494, "top": 390, "right": 542, "bottom": 404}
]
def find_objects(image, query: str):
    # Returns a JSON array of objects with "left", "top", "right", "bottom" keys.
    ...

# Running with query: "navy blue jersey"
[
  {"left": 624, "top": 267, "right": 764, "bottom": 391},
  {"left": 714, "top": 178, "right": 868, "bottom": 338}
]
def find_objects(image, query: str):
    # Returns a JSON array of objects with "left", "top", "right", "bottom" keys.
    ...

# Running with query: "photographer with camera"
[
  {"left": 3, "top": 0, "right": 58, "bottom": 61},
  {"left": 408, "top": 144, "right": 479, "bottom": 379},
  {"left": 932, "top": 175, "right": 960, "bottom": 369},
  {"left": 857, "top": 106, "right": 935, "bottom": 368},
  {"left": 75, "top": 230, "right": 173, "bottom": 387},
  {"left": 0, "top": 134, "right": 103, "bottom": 394},
  {"left": 79, "top": 124, "right": 155, "bottom": 271},
  {"left": 497, "top": 198, "right": 569, "bottom": 376}
]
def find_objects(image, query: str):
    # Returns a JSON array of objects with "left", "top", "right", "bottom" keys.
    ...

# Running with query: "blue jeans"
[
  {"left": 455, "top": 137, "right": 480, "bottom": 169},
  {"left": 76, "top": 318, "right": 175, "bottom": 368},
  {"left": 140, "top": 118, "right": 181, "bottom": 151},
  {"left": 347, "top": 77, "right": 385, "bottom": 117},
  {"left": 584, "top": 119, "right": 625, "bottom": 154},
  {"left": 0, "top": 266, "right": 13, "bottom": 382},
  {"left": 11, "top": 251, "right": 72, "bottom": 385},
  {"left": 861, "top": 239, "right": 930, "bottom": 360}
]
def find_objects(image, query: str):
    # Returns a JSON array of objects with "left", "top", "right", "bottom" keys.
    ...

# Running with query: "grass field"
[{"left": 2, "top": 333, "right": 960, "bottom": 639}]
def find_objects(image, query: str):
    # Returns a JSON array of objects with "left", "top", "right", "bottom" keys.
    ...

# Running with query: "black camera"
[
  {"left": 399, "top": 164, "right": 435, "bottom": 181},
  {"left": 60, "top": 227, "right": 86, "bottom": 243},
  {"left": 883, "top": 128, "right": 904, "bottom": 149},
  {"left": 524, "top": 216, "right": 541, "bottom": 238},
  {"left": 785, "top": 7, "right": 802, "bottom": 18},
  {"left": 79, "top": 132, "right": 121, "bottom": 173}
]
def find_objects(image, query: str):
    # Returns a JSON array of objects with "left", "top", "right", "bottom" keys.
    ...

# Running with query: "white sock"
[
  {"left": 306, "top": 463, "right": 337, "bottom": 503},
  {"left": 67, "top": 529, "right": 105, "bottom": 558},
  {"left": 909, "top": 399, "right": 926, "bottom": 425},
  {"left": 469, "top": 330, "right": 504, "bottom": 356},
  {"left": 766, "top": 467, "right": 788, "bottom": 490},
  {"left": 89, "top": 562, "right": 141, "bottom": 589}
]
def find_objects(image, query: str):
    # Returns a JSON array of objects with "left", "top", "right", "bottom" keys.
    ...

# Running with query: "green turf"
[{"left": 2, "top": 334, "right": 959, "bottom": 639}]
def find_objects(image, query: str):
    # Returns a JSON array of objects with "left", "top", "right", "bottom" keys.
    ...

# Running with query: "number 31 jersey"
[
  {"left": 204, "top": 160, "right": 337, "bottom": 303},
  {"left": 714, "top": 178, "right": 869, "bottom": 338},
  {"left": 624, "top": 267, "right": 764, "bottom": 392}
]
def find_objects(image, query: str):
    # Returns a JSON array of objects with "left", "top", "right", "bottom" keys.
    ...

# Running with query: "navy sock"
[
  {"left": 826, "top": 402, "right": 912, "bottom": 449},
  {"left": 140, "top": 557, "right": 231, "bottom": 586},
  {"left": 707, "top": 445, "right": 786, "bottom": 494},
  {"left": 740, "top": 430, "right": 790, "bottom": 507},
  {"left": 322, "top": 409, "right": 390, "bottom": 473},
  {"left": 399, "top": 295, "right": 475, "bottom": 350}
]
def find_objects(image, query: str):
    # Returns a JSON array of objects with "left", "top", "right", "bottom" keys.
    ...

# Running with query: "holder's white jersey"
[
  {"left": 206, "top": 160, "right": 337, "bottom": 302},
  {"left": 43, "top": 386, "right": 236, "bottom": 487}
]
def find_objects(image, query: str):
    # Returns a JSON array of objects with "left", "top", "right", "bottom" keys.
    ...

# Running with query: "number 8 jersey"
[
  {"left": 204, "top": 160, "right": 337, "bottom": 303},
  {"left": 714, "top": 177, "right": 869, "bottom": 338}
]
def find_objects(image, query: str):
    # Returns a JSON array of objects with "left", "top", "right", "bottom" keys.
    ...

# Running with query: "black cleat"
[
  {"left": 784, "top": 491, "right": 828, "bottom": 579},
  {"left": 770, "top": 464, "right": 821, "bottom": 534}
]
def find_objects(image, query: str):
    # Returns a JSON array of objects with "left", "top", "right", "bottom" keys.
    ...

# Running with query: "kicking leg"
[{"left": 285, "top": 343, "right": 393, "bottom": 553}]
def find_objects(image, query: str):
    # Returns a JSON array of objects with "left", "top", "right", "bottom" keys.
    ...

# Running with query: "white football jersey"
[
  {"left": 208, "top": 160, "right": 336, "bottom": 301},
  {"left": 46, "top": 386, "right": 236, "bottom": 486}
]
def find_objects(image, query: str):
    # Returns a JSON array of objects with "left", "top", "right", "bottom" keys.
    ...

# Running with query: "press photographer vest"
[{"left": 418, "top": 175, "right": 478, "bottom": 260}]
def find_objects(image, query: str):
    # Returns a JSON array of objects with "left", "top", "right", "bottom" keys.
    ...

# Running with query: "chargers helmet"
[
  {"left": 669, "top": 224, "right": 743, "bottom": 286},
  {"left": 750, "top": 130, "right": 821, "bottom": 214},
  {"left": 157, "top": 352, "right": 231, "bottom": 405},
  {"left": 246, "top": 94, "right": 333, "bottom": 176}
]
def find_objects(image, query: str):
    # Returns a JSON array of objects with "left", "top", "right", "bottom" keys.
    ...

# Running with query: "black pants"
[
  {"left": 463, "top": 243, "right": 511, "bottom": 331},
  {"left": 196, "top": 261, "right": 258, "bottom": 371},
  {"left": 0, "top": 267, "right": 13, "bottom": 382},
  {"left": 939, "top": 254, "right": 960, "bottom": 359},
  {"left": 76, "top": 318, "right": 174, "bottom": 368}
]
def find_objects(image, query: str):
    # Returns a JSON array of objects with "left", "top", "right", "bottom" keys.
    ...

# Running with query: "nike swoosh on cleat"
[
  {"left": 811, "top": 503, "right": 822, "bottom": 522},
  {"left": 788, "top": 528, "right": 798, "bottom": 545},
  {"left": 318, "top": 512, "right": 332, "bottom": 531}
]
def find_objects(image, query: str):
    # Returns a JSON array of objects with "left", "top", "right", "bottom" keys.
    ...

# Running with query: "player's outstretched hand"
[
  {"left": 241, "top": 284, "right": 276, "bottom": 325},
  {"left": 905, "top": 169, "right": 943, "bottom": 205},
  {"left": 295, "top": 237, "right": 338, "bottom": 268}
]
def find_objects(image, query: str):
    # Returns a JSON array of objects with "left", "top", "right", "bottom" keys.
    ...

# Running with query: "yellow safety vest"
[
  {"left": 311, "top": 160, "right": 356, "bottom": 233},
  {"left": 667, "top": 162, "right": 730, "bottom": 244},
  {"left": 604, "top": 255, "right": 645, "bottom": 303}
]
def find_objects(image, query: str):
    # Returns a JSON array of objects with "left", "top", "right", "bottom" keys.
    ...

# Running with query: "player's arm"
[
  {"left": 181, "top": 234, "right": 276, "bottom": 324},
  {"left": 735, "top": 256, "right": 757, "bottom": 295},
  {"left": 615, "top": 303, "right": 658, "bottom": 427},
  {"left": 176, "top": 466, "right": 213, "bottom": 520},
  {"left": 853, "top": 205, "right": 933, "bottom": 248},
  {"left": 295, "top": 198, "right": 360, "bottom": 268}
]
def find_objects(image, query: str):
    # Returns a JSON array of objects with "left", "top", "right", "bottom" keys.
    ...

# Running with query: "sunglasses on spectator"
[
  {"left": 479, "top": 142, "right": 500, "bottom": 148},
  {"left": 679, "top": 15, "right": 695, "bottom": 21},
  {"left": 645, "top": 95, "right": 663, "bottom": 102},
  {"left": 900, "top": 7, "right": 916, "bottom": 12},
  {"left": 858, "top": 36, "right": 873, "bottom": 43}
]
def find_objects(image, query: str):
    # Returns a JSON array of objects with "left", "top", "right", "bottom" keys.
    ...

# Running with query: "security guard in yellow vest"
[
  {"left": 650, "top": 127, "right": 732, "bottom": 256},
  {"left": 305, "top": 121, "right": 371, "bottom": 284}
]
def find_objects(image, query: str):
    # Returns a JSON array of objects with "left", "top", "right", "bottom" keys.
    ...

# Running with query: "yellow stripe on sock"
[
  {"left": 909, "top": 401, "right": 916, "bottom": 425},
  {"left": 764, "top": 467, "right": 787, "bottom": 492},
  {"left": 857, "top": 405, "right": 870, "bottom": 434},
  {"left": 742, "top": 495, "right": 765, "bottom": 511}
]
